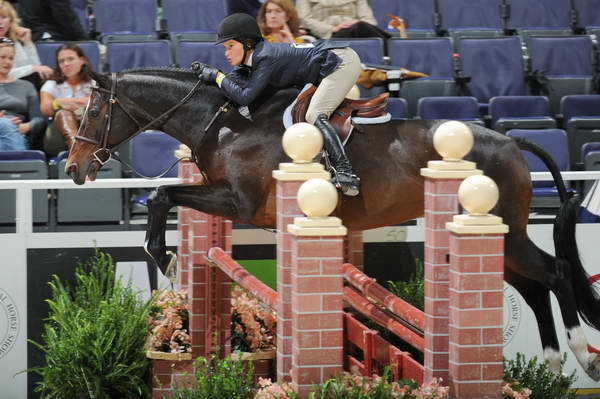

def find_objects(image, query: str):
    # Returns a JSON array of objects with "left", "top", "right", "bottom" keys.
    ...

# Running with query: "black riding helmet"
[{"left": 216, "top": 13, "right": 263, "bottom": 47}]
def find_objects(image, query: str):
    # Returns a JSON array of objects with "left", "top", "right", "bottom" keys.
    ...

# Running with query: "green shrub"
[
  {"left": 387, "top": 260, "right": 424, "bottom": 311},
  {"left": 503, "top": 353, "right": 577, "bottom": 399},
  {"left": 169, "top": 354, "right": 255, "bottom": 399},
  {"left": 29, "top": 250, "right": 154, "bottom": 398}
]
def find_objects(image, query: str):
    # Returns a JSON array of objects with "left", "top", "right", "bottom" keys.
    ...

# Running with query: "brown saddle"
[{"left": 292, "top": 85, "right": 389, "bottom": 143}]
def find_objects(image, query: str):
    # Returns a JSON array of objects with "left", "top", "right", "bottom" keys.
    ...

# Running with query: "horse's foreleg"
[
  {"left": 145, "top": 183, "right": 238, "bottom": 279},
  {"left": 505, "top": 270, "right": 562, "bottom": 372}
]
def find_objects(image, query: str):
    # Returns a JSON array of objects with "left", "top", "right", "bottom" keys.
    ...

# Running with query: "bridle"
[{"left": 73, "top": 72, "right": 208, "bottom": 177}]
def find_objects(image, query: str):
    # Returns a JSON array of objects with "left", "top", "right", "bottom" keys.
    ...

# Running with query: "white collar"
[{"left": 244, "top": 51, "right": 254, "bottom": 67}]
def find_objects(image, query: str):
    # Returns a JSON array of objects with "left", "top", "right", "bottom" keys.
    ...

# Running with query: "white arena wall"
[{"left": 1, "top": 177, "right": 600, "bottom": 397}]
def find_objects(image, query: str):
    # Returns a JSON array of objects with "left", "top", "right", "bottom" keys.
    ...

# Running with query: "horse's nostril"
[{"left": 65, "top": 162, "right": 77, "bottom": 177}]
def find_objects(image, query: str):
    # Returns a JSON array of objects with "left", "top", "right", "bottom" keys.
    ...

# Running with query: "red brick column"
[
  {"left": 177, "top": 156, "right": 233, "bottom": 359},
  {"left": 421, "top": 165, "right": 481, "bottom": 384},
  {"left": 188, "top": 213, "right": 232, "bottom": 358},
  {"left": 422, "top": 178, "right": 461, "bottom": 383},
  {"left": 151, "top": 359, "right": 193, "bottom": 399},
  {"left": 273, "top": 167, "right": 330, "bottom": 382},
  {"left": 177, "top": 160, "right": 194, "bottom": 290},
  {"left": 445, "top": 175, "right": 507, "bottom": 399},
  {"left": 343, "top": 231, "right": 364, "bottom": 270},
  {"left": 447, "top": 233, "right": 504, "bottom": 398},
  {"left": 287, "top": 178, "right": 347, "bottom": 398}
]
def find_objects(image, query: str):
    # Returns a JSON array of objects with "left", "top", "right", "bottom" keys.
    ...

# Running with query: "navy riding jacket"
[{"left": 220, "top": 40, "right": 350, "bottom": 106}]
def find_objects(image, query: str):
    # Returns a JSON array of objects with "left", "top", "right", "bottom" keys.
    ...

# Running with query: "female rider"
[{"left": 197, "top": 13, "right": 361, "bottom": 196}]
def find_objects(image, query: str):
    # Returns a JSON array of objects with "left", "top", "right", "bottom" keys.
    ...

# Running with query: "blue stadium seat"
[
  {"left": 509, "top": 0, "right": 570, "bottom": 28},
  {"left": 129, "top": 131, "right": 180, "bottom": 209},
  {"left": 130, "top": 131, "right": 180, "bottom": 179},
  {"left": 417, "top": 96, "right": 480, "bottom": 122},
  {"left": 175, "top": 40, "right": 231, "bottom": 72},
  {"left": 106, "top": 40, "right": 172, "bottom": 72},
  {"left": 369, "top": 0, "right": 434, "bottom": 30},
  {"left": 345, "top": 38, "right": 384, "bottom": 65},
  {"left": 163, "top": 0, "right": 224, "bottom": 33},
  {"left": 440, "top": 0, "right": 503, "bottom": 29},
  {"left": 387, "top": 38, "right": 456, "bottom": 117},
  {"left": 489, "top": 96, "right": 556, "bottom": 133},
  {"left": 70, "top": 0, "right": 89, "bottom": 33},
  {"left": 561, "top": 95, "right": 600, "bottom": 169},
  {"left": 581, "top": 143, "right": 600, "bottom": 194},
  {"left": 36, "top": 41, "right": 101, "bottom": 71},
  {"left": 0, "top": 150, "right": 48, "bottom": 224},
  {"left": 385, "top": 97, "right": 408, "bottom": 120},
  {"left": 527, "top": 36, "right": 595, "bottom": 115},
  {"left": 457, "top": 36, "right": 527, "bottom": 113},
  {"left": 575, "top": 0, "right": 600, "bottom": 27},
  {"left": 95, "top": 0, "right": 156, "bottom": 35},
  {"left": 507, "top": 128, "right": 570, "bottom": 207}
]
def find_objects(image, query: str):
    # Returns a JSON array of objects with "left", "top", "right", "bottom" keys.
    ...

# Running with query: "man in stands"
[
  {"left": 226, "top": 0, "right": 265, "bottom": 17},
  {"left": 17, "top": 0, "right": 88, "bottom": 41}
]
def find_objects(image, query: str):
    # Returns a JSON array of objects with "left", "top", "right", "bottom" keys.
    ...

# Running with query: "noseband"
[{"left": 74, "top": 72, "right": 204, "bottom": 168}]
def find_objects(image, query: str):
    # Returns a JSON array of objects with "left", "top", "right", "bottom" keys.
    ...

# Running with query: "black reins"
[{"left": 74, "top": 72, "right": 208, "bottom": 179}]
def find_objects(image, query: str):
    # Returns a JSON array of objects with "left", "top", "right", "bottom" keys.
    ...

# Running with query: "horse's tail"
[
  {"left": 514, "top": 137, "right": 568, "bottom": 203},
  {"left": 514, "top": 136, "right": 600, "bottom": 330},
  {"left": 554, "top": 195, "right": 600, "bottom": 331}
]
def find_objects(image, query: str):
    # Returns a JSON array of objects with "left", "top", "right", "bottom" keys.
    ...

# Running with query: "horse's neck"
[{"left": 124, "top": 76, "right": 224, "bottom": 148}]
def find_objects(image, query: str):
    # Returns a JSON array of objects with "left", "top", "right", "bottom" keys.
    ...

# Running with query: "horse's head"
[{"left": 66, "top": 70, "right": 139, "bottom": 184}]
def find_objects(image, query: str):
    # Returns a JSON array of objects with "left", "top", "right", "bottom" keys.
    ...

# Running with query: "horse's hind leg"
[
  {"left": 550, "top": 258, "right": 600, "bottom": 380},
  {"left": 145, "top": 183, "right": 238, "bottom": 280},
  {"left": 507, "top": 237, "right": 600, "bottom": 380},
  {"left": 505, "top": 269, "right": 562, "bottom": 372}
]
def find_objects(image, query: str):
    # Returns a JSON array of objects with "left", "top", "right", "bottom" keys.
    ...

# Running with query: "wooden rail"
[{"left": 206, "top": 248, "right": 425, "bottom": 383}]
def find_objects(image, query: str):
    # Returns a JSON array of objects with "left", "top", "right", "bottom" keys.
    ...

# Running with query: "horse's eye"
[{"left": 89, "top": 109, "right": 99, "bottom": 118}]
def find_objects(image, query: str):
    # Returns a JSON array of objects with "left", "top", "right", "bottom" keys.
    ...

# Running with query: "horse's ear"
[{"left": 88, "top": 68, "right": 110, "bottom": 88}]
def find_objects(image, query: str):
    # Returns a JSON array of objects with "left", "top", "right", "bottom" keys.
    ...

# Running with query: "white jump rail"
[
  {"left": 0, "top": 172, "right": 599, "bottom": 234},
  {"left": 0, "top": 178, "right": 180, "bottom": 234}
]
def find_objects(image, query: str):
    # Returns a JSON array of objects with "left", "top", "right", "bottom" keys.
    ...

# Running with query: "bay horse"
[{"left": 66, "top": 68, "right": 600, "bottom": 380}]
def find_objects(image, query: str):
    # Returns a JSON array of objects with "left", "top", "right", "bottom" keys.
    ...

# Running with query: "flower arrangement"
[
  {"left": 148, "top": 289, "right": 191, "bottom": 353},
  {"left": 503, "top": 382, "right": 532, "bottom": 399},
  {"left": 254, "top": 372, "right": 449, "bottom": 398},
  {"left": 231, "top": 285, "right": 277, "bottom": 353}
]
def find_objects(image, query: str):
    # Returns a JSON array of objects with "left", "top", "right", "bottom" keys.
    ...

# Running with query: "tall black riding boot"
[{"left": 314, "top": 114, "right": 360, "bottom": 196}]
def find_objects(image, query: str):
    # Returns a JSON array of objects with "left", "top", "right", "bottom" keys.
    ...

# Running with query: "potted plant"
[
  {"left": 147, "top": 289, "right": 192, "bottom": 361},
  {"left": 231, "top": 285, "right": 277, "bottom": 381}
]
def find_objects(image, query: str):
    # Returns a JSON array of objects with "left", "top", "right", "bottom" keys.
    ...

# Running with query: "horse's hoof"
[
  {"left": 164, "top": 251, "right": 178, "bottom": 283},
  {"left": 587, "top": 353, "right": 600, "bottom": 381}
]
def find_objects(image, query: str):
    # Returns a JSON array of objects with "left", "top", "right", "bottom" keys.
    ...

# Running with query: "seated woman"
[
  {"left": 40, "top": 43, "right": 93, "bottom": 157},
  {"left": 0, "top": 38, "right": 44, "bottom": 151},
  {"left": 0, "top": 1, "right": 53, "bottom": 89},
  {"left": 257, "top": 0, "right": 305, "bottom": 44},
  {"left": 296, "top": 0, "right": 389, "bottom": 41}
]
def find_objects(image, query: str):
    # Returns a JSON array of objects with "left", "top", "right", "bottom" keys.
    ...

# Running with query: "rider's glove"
[{"left": 191, "top": 61, "right": 222, "bottom": 83}]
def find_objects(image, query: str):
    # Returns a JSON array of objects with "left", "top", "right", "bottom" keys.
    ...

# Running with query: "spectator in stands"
[
  {"left": 0, "top": 38, "right": 45, "bottom": 151},
  {"left": 257, "top": 0, "right": 305, "bottom": 43},
  {"left": 296, "top": 0, "right": 389, "bottom": 41},
  {"left": 40, "top": 44, "right": 93, "bottom": 157},
  {"left": 226, "top": 0, "right": 265, "bottom": 18},
  {"left": 198, "top": 13, "right": 361, "bottom": 195},
  {"left": 17, "top": 0, "right": 88, "bottom": 42},
  {"left": 0, "top": 1, "right": 53, "bottom": 89}
]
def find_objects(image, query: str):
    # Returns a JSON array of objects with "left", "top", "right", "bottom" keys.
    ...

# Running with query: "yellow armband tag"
[
  {"left": 216, "top": 72, "right": 225, "bottom": 87},
  {"left": 52, "top": 99, "right": 61, "bottom": 111}
]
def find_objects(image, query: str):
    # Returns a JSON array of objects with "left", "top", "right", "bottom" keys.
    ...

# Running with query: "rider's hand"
[{"left": 191, "top": 61, "right": 221, "bottom": 83}]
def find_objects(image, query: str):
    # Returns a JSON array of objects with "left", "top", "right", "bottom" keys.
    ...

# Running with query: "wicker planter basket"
[{"left": 146, "top": 350, "right": 192, "bottom": 361}]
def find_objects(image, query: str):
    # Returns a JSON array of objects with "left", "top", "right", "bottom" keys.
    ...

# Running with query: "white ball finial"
[
  {"left": 433, "top": 121, "right": 474, "bottom": 161},
  {"left": 297, "top": 178, "right": 338, "bottom": 218},
  {"left": 458, "top": 174, "right": 499, "bottom": 216},
  {"left": 282, "top": 123, "right": 323, "bottom": 164}
]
